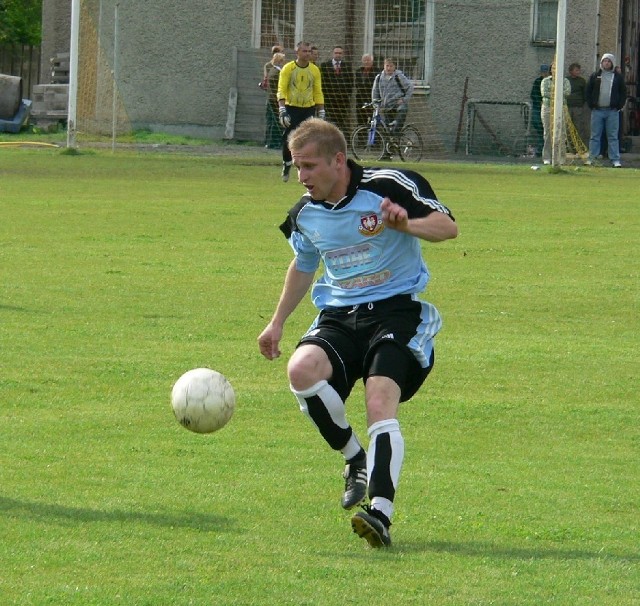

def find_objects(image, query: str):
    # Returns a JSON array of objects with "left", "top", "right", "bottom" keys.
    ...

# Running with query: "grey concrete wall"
[
  {"left": 40, "top": 0, "right": 626, "bottom": 146},
  {"left": 40, "top": 0, "right": 71, "bottom": 84},
  {"left": 428, "top": 1, "right": 600, "bottom": 151},
  {"left": 303, "top": 0, "right": 354, "bottom": 65},
  {"left": 598, "top": 2, "right": 622, "bottom": 69},
  {"left": 92, "top": 0, "right": 253, "bottom": 137}
]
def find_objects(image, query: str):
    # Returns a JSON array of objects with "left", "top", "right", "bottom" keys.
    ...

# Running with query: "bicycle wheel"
[
  {"left": 398, "top": 125, "right": 423, "bottom": 162},
  {"left": 351, "top": 126, "right": 386, "bottom": 162}
]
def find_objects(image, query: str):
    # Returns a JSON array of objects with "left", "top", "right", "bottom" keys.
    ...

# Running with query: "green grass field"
[{"left": 1, "top": 148, "right": 638, "bottom": 605}]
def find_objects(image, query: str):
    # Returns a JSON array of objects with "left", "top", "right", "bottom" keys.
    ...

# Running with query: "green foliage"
[
  {"left": 0, "top": 150, "right": 638, "bottom": 605},
  {"left": 0, "top": 0, "right": 42, "bottom": 45}
]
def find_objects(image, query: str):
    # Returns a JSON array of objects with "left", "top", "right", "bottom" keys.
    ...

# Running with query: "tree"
[{"left": 0, "top": 0, "right": 42, "bottom": 45}]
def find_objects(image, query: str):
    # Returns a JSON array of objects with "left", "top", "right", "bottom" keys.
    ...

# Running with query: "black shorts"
[
  {"left": 297, "top": 294, "right": 436, "bottom": 403},
  {"left": 286, "top": 105, "right": 317, "bottom": 131}
]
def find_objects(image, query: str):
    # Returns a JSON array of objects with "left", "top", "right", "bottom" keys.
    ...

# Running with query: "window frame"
[
  {"left": 532, "top": 0, "right": 558, "bottom": 46},
  {"left": 364, "top": 0, "right": 434, "bottom": 89},
  {"left": 252, "top": 0, "right": 303, "bottom": 49}
]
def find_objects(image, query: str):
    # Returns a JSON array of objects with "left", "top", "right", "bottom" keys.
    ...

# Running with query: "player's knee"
[
  {"left": 287, "top": 345, "right": 330, "bottom": 391},
  {"left": 287, "top": 357, "right": 316, "bottom": 391}
]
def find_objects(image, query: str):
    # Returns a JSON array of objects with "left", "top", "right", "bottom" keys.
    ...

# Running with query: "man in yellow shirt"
[{"left": 277, "top": 41, "right": 325, "bottom": 182}]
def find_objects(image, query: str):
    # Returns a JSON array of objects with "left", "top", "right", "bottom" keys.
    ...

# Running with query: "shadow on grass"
[
  {"left": 0, "top": 304, "right": 32, "bottom": 312},
  {"left": 0, "top": 496, "right": 238, "bottom": 532},
  {"left": 395, "top": 539, "right": 640, "bottom": 563}
]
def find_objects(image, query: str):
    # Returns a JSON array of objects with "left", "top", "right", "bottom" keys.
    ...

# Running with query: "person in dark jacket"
[
  {"left": 354, "top": 53, "right": 379, "bottom": 126},
  {"left": 320, "top": 46, "right": 354, "bottom": 134},
  {"left": 566, "top": 62, "right": 588, "bottom": 145},
  {"left": 585, "top": 53, "right": 627, "bottom": 167}
]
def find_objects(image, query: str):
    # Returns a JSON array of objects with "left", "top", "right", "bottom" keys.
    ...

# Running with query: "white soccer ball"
[{"left": 171, "top": 368, "right": 235, "bottom": 434}]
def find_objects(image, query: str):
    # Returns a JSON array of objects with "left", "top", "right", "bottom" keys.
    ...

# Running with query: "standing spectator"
[
  {"left": 599, "top": 64, "right": 625, "bottom": 159},
  {"left": 540, "top": 62, "right": 571, "bottom": 165},
  {"left": 372, "top": 57, "right": 414, "bottom": 134},
  {"left": 585, "top": 53, "right": 627, "bottom": 167},
  {"left": 277, "top": 41, "right": 325, "bottom": 182},
  {"left": 529, "top": 64, "right": 550, "bottom": 157},
  {"left": 260, "top": 44, "right": 284, "bottom": 89},
  {"left": 264, "top": 52, "right": 286, "bottom": 149},
  {"left": 310, "top": 46, "right": 320, "bottom": 65},
  {"left": 260, "top": 45, "right": 285, "bottom": 149},
  {"left": 566, "top": 62, "right": 588, "bottom": 145},
  {"left": 354, "top": 53, "right": 378, "bottom": 126},
  {"left": 257, "top": 118, "right": 457, "bottom": 549},
  {"left": 320, "top": 46, "right": 354, "bottom": 134}
]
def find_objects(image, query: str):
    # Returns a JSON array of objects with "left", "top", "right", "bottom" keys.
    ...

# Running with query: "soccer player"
[
  {"left": 257, "top": 119, "right": 457, "bottom": 548},
  {"left": 277, "top": 41, "right": 325, "bottom": 182}
]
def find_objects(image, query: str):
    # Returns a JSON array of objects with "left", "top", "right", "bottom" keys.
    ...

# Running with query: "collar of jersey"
[{"left": 305, "top": 160, "right": 363, "bottom": 210}]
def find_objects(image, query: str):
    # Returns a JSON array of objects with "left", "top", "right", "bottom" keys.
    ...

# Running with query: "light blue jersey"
[{"left": 279, "top": 161, "right": 454, "bottom": 310}]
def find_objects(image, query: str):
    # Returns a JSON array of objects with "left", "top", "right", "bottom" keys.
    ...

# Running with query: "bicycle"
[{"left": 350, "top": 102, "right": 424, "bottom": 162}]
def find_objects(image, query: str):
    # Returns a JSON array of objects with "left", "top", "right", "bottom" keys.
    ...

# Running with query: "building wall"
[
  {"left": 40, "top": 0, "right": 71, "bottom": 83},
  {"left": 41, "top": 0, "right": 255, "bottom": 137},
  {"left": 101, "top": 0, "right": 253, "bottom": 137},
  {"left": 40, "top": 0, "right": 628, "bottom": 147},
  {"left": 428, "top": 1, "right": 602, "bottom": 151},
  {"left": 598, "top": 0, "right": 622, "bottom": 68},
  {"left": 303, "top": 0, "right": 353, "bottom": 65}
]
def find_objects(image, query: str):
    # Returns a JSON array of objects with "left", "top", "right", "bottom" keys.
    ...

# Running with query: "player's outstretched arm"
[{"left": 258, "top": 260, "right": 315, "bottom": 360}]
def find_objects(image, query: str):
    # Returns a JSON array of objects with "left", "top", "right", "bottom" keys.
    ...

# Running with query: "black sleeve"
[
  {"left": 585, "top": 74, "right": 595, "bottom": 109},
  {"left": 279, "top": 198, "right": 308, "bottom": 238},
  {"left": 365, "top": 169, "right": 453, "bottom": 221}
]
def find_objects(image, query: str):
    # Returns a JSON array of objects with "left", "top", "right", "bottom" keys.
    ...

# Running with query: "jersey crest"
[{"left": 358, "top": 214, "right": 384, "bottom": 236}]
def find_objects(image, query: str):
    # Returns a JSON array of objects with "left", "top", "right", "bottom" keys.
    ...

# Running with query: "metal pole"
[
  {"left": 552, "top": 0, "right": 567, "bottom": 166},
  {"left": 112, "top": 3, "right": 119, "bottom": 153},
  {"left": 67, "top": 0, "right": 81, "bottom": 149}
]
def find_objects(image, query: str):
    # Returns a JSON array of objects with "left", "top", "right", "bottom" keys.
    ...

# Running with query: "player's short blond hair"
[{"left": 288, "top": 118, "right": 347, "bottom": 161}]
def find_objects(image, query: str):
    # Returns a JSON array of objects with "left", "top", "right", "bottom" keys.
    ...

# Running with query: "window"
[
  {"left": 257, "top": 0, "right": 297, "bottom": 49},
  {"left": 366, "top": 0, "right": 434, "bottom": 85},
  {"left": 533, "top": 0, "right": 558, "bottom": 44}
]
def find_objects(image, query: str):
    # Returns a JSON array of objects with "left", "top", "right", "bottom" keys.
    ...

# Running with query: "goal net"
[
  {"left": 464, "top": 100, "right": 532, "bottom": 157},
  {"left": 74, "top": 0, "right": 131, "bottom": 139},
  {"left": 65, "top": 0, "right": 601, "bottom": 161},
  {"left": 237, "top": 0, "right": 596, "bottom": 161}
]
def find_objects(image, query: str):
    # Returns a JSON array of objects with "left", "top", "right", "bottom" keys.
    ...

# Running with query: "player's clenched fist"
[
  {"left": 258, "top": 323, "right": 282, "bottom": 360},
  {"left": 381, "top": 197, "right": 409, "bottom": 231}
]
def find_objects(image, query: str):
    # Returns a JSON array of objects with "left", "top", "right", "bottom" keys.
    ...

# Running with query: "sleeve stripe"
[{"left": 361, "top": 168, "right": 452, "bottom": 215}]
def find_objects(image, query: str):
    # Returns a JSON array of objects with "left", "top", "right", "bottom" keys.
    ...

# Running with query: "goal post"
[{"left": 68, "top": 0, "right": 132, "bottom": 147}]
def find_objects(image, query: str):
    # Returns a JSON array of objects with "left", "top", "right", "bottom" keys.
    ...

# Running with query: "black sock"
[{"left": 347, "top": 449, "right": 366, "bottom": 466}]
